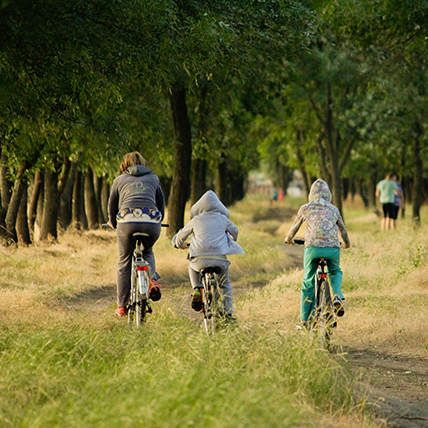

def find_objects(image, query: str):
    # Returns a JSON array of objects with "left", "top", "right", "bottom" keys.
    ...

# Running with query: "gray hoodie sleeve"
[
  {"left": 174, "top": 219, "right": 195, "bottom": 248},
  {"left": 226, "top": 219, "right": 239, "bottom": 241}
]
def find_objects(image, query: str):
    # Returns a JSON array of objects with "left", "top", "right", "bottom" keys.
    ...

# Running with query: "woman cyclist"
[{"left": 108, "top": 151, "right": 165, "bottom": 317}]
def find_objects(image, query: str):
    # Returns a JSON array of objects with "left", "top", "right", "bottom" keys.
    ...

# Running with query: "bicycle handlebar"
[
  {"left": 293, "top": 239, "right": 305, "bottom": 245},
  {"left": 102, "top": 223, "right": 169, "bottom": 229},
  {"left": 286, "top": 238, "right": 346, "bottom": 248}
]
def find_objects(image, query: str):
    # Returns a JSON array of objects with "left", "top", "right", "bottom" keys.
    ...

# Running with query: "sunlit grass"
[{"left": 0, "top": 311, "right": 371, "bottom": 428}]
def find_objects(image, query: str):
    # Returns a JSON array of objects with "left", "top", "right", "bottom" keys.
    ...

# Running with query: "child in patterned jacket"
[{"left": 285, "top": 179, "right": 350, "bottom": 326}]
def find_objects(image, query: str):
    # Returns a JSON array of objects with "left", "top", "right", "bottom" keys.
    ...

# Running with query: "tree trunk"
[
  {"left": 0, "top": 152, "right": 13, "bottom": 210},
  {"left": 59, "top": 161, "right": 78, "bottom": 230},
  {"left": 216, "top": 153, "right": 230, "bottom": 206},
  {"left": 39, "top": 165, "right": 60, "bottom": 240},
  {"left": 94, "top": 174, "right": 107, "bottom": 224},
  {"left": 58, "top": 157, "right": 71, "bottom": 196},
  {"left": 34, "top": 174, "right": 45, "bottom": 241},
  {"left": 72, "top": 170, "right": 88, "bottom": 230},
  {"left": 4, "top": 163, "right": 29, "bottom": 242},
  {"left": 322, "top": 82, "right": 343, "bottom": 215},
  {"left": 412, "top": 122, "right": 424, "bottom": 226},
  {"left": 100, "top": 178, "right": 110, "bottom": 223},
  {"left": 295, "top": 131, "right": 311, "bottom": 196},
  {"left": 230, "top": 168, "right": 246, "bottom": 204},
  {"left": 191, "top": 157, "right": 207, "bottom": 204},
  {"left": 28, "top": 170, "right": 44, "bottom": 231},
  {"left": 0, "top": 151, "right": 12, "bottom": 226},
  {"left": 72, "top": 170, "right": 83, "bottom": 230},
  {"left": 167, "top": 88, "right": 192, "bottom": 236},
  {"left": 16, "top": 181, "right": 31, "bottom": 246},
  {"left": 84, "top": 167, "right": 99, "bottom": 229},
  {"left": 191, "top": 84, "right": 210, "bottom": 204}
]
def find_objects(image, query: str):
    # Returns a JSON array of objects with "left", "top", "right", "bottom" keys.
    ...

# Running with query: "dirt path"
[{"left": 346, "top": 349, "right": 428, "bottom": 427}]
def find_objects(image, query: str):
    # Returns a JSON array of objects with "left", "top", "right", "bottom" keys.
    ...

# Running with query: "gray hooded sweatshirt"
[
  {"left": 174, "top": 190, "right": 245, "bottom": 258},
  {"left": 108, "top": 165, "right": 165, "bottom": 229}
]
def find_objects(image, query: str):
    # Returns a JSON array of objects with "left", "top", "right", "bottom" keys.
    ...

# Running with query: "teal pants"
[{"left": 301, "top": 247, "right": 344, "bottom": 321}]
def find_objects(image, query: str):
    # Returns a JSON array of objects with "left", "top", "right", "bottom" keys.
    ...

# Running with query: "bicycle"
[
  {"left": 289, "top": 239, "right": 338, "bottom": 349},
  {"left": 172, "top": 238, "right": 234, "bottom": 335},
  {"left": 200, "top": 266, "right": 222, "bottom": 335},
  {"left": 104, "top": 223, "right": 168, "bottom": 327}
]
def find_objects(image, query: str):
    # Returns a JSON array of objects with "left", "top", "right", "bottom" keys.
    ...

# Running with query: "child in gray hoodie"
[{"left": 173, "top": 191, "right": 245, "bottom": 316}]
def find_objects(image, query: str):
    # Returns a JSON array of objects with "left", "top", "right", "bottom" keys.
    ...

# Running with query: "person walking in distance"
[
  {"left": 376, "top": 172, "right": 398, "bottom": 230},
  {"left": 392, "top": 174, "right": 404, "bottom": 224},
  {"left": 108, "top": 151, "right": 165, "bottom": 317}
]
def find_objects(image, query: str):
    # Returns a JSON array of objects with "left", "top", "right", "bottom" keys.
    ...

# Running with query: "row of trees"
[
  {"left": 1, "top": 1, "right": 428, "bottom": 246},
  {"left": 0, "top": 0, "right": 313, "bottom": 244},
  {"left": 256, "top": 0, "right": 428, "bottom": 222}
]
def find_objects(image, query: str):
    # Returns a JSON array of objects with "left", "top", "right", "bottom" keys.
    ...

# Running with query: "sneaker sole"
[
  {"left": 191, "top": 300, "right": 203, "bottom": 312},
  {"left": 116, "top": 311, "right": 127, "bottom": 317}
]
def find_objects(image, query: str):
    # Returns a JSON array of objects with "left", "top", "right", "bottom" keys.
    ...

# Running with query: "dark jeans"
[{"left": 116, "top": 222, "right": 161, "bottom": 307}]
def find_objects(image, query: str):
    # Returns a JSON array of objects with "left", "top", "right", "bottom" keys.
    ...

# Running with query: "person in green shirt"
[{"left": 376, "top": 172, "right": 398, "bottom": 230}]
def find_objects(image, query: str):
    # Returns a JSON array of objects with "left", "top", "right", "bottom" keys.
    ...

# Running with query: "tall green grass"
[{"left": 0, "top": 310, "right": 362, "bottom": 428}]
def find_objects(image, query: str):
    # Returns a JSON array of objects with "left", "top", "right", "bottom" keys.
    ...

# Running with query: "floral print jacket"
[{"left": 285, "top": 179, "right": 350, "bottom": 248}]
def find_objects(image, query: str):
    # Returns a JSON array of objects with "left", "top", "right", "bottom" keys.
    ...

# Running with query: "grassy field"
[{"left": 0, "top": 194, "right": 427, "bottom": 427}]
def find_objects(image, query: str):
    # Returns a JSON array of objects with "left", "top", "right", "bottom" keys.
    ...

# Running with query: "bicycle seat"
[
  {"left": 200, "top": 267, "right": 221, "bottom": 275},
  {"left": 133, "top": 232, "right": 150, "bottom": 238}
]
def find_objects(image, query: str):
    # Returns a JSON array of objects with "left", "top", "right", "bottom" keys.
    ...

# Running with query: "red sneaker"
[
  {"left": 116, "top": 305, "right": 127, "bottom": 317},
  {"left": 149, "top": 279, "right": 162, "bottom": 301}
]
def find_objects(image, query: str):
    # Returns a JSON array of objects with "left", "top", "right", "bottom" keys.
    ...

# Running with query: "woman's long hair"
[{"left": 120, "top": 151, "right": 148, "bottom": 173}]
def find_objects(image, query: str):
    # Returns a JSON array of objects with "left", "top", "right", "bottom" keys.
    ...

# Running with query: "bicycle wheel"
[
  {"left": 135, "top": 270, "right": 149, "bottom": 327},
  {"left": 128, "top": 266, "right": 137, "bottom": 325},
  {"left": 201, "top": 275, "right": 213, "bottom": 335},
  {"left": 318, "top": 281, "right": 333, "bottom": 349}
]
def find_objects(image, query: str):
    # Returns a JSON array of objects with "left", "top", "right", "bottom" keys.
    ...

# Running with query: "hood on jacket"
[
  {"left": 126, "top": 165, "right": 152, "bottom": 177},
  {"left": 308, "top": 179, "right": 332, "bottom": 202},
  {"left": 190, "top": 190, "right": 229, "bottom": 218}
]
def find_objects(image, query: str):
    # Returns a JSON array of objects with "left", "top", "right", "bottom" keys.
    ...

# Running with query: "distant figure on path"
[
  {"left": 376, "top": 172, "right": 398, "bottom": 230},
  {"left": 270, "top": 188, "right": 279, "bottom": 208},
  {"left": 392, "top": 175, "right": 404, "bottom": 223}
]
